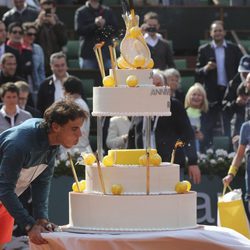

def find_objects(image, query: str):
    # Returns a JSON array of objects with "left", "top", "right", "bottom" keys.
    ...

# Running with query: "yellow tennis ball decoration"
[
  {"left": 133, "top": 55, "right": 146, "bottom": 68},
  {"left": 175, "top": 181, "right": 188, "bottom": 194},
  {"left": 150, "top": 153, "right": 162, "bottom": 166},
  {"left": 126, "top": 75, "right": 138, "bottom": 87},
  {"left": 129, "top": 26, "right": 142, "bottom": 38},
  {"left": 82, "top": 153, "right": 96, "bottom": 165},
  {"left": 146, "top": 58, "right": 154, "bottom": 69},
  {"left": 102, "top": 155, "right": 114, "bottom": 167},
  {"left": 111, "top": 184, "right": 123, "bottom": 195},
  {"left": 182, "top": 180, "right": 191, "bottom": 192},
  {"left": 72, "top": 181, "right": 86, "bottom": 193},
  {"left": 138, "top": 154, "right": 147, "bottom": 166},
  {"left": 103, "top": 75, "right": 115, "bottom": 87},
  {"left": 117, "top": 57, "right": 130, "bottom": 69}
]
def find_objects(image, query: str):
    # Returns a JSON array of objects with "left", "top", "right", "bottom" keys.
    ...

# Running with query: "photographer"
[
  {"left": 34, "top": 0, "right": 67, "bottom": 74},
  {"left": 141, "top": 12, "right": 175, "bottom": 70}
]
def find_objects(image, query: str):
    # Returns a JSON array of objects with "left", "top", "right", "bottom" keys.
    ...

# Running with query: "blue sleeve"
[
  {"left": 0, "top": 143, "right": 36, "bottom": 229},
  {"left": 239, "top": 123, "right": 250, "bottom": 146}
]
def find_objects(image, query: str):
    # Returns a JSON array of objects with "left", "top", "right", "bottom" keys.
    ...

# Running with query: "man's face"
[
  {"left": 2, "top": 91, "right": 18, "bottom": 107},
  {"left": 50, "top": 57, "right": 68, "bottom": 79},
  {"left": 1, "top": 57, "right": 17, "bottom": 76},
  {"left": 13, "top": 0, "right": 25, "bottom": 10},
  {"left": 145, "top": 18, "right": 160, "bottom": 36},
  {"left": 40, "top": 3, "right": 56, "bottom": 15},
  {"left": 210, "top": 23, "right": 225, "bottom": 43},
  {"left": 0, "top": 23, "right": 7, "bottom": 44},
  {"left": 52, "top": 117, "right": 84, "bottom": 148},
  {"left": 8, "top": 26, "right": 23, "bottom": 44},
  {"left": 18, "top": 91, "right": 29, "bottom": 108}
]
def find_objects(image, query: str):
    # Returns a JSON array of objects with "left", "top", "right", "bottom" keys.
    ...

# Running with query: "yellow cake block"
[{"left": 108, "top": 149, "right": 157, "bottom": 165}]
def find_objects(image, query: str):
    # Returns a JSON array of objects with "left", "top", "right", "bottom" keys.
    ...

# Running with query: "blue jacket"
[{"left": 0, "top": 118, "right": 59, "bottom": 230}]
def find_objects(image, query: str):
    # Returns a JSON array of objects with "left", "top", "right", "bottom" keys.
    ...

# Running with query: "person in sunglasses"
[{"left": 22, "top": 22, "right": 45, "bottom": 106}]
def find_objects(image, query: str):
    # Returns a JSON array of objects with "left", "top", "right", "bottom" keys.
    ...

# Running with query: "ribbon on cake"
[
  {"left": 67, "top": 152, "right": 81, "bottom": 192},
  {"left": 95, "top": 152, "right": 106, "bottom": 194}
]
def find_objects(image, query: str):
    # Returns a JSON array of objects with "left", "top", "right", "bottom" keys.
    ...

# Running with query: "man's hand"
[
  {"left": 28, "top": 224, "right": 49, "bottom": 245},
  {"left": 222, "top": 174, "right": 233, "bottom": 187},
  {"left": 95, "top": 16, "right": 106, "bottom": 28},
  {"left": 28, "top": 219, "right": 58, "bottom": 245},
  {"left": 204, "top": 61, "right": 216, "bottom": 72},
  {"left": 188, "top": 165, "right": 201, "bottom": 184}
]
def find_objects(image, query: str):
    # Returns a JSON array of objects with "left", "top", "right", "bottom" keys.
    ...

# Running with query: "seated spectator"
[
  {"left": 0, "top": 82, "right": 32, "bottom": 133},
  {"left": 2, "top": 0, "right": 39, "bottom": 28},
  {"left": 74, "top": 0, "right": 118, "bottom": 70},
  {"left": 152, "top": 69, "right": 165, "bottom": 86},
  {"left": 184, "top": 83, "right": 208, "bottom": 153},
  {"left": 22, "top": 22, "right": 45, "bottom": 105},
  {"left": 15, "top": 81, "right": 42, "bottom": 117},
  {"left": 163, "top": 68, "right": 185, "bottom": 104},
  {"left": 106, "top": 116, "right": 131, "bottom": 149},
  {"left": 34, "top": 0, "right": 67, "bottom": 74},
  {"left": 6, "top": 22, "right": 33, "bottom": 81},
  {"left": 37, "top": 52, "right": 69, "bottom": 115},
  {"left": 141, "top": 12, "right": 175, "bottom": 70},
  {"left": 63, "top": 76, "right": 92, "bottom": 153}
]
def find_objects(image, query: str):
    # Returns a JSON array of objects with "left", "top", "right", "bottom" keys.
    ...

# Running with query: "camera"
[
  {"left": 146, "top": 27, "right": 157, "bottom": 33},
  {"left": 45, "top": 8, "right": 52, "bottom": 16}
]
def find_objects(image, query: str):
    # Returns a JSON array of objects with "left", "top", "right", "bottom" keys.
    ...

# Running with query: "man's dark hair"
[
  {"left": 144, "top": 12, "right": 159, "bottom": 23},
  {"left": 42, "top": 100, "right": 88, "bottom": 130},
  {"left": 64, "top": 76, "right": 85, "bottom": 99},
  {"left": 0, "top": 82, "right": 19, "bottom": 98},
  {"left": 8, "top": 22, "right": 23, "bottom": 33}
]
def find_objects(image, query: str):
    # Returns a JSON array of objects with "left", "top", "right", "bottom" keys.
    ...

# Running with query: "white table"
[{"left": 29, "top": 225, "right": 250, "bottom": 250}]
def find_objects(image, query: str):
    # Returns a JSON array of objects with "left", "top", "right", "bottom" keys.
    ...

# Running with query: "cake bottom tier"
[{"left": 69, "top": 192, "right": 197, "bottom": 231}]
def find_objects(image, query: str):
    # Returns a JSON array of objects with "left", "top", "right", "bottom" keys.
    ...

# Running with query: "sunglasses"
[
  {"left": 26, "top": 32, "right": 36, "bottom": 37},
  {"left": 11, "top": 30, "right": 23, "bottom": 35}
]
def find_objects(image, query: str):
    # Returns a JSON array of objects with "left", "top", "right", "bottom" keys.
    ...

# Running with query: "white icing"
[{"left": 92, "top": 86, "right": 171, "bottom": 117}]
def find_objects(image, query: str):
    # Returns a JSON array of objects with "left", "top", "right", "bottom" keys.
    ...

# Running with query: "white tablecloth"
[{"left": 29, "top": 225, "right": 250, "bottom": 250}]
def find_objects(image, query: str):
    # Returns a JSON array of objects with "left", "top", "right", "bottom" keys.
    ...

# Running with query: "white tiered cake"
[{"left": 65, "top": 8, "right": 197, "bottom": 233}]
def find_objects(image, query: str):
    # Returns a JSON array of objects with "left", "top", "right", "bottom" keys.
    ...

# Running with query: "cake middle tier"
[
  {"left": 86, "top": 163, "right": 179, "bottom": 194},
  {"left": 92, "top": 86, "right": 171, "bottom": 116}
]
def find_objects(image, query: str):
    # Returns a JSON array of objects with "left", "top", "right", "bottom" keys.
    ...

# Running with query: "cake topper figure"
[{"left": 170, "top": 140, "right": 185, "bottom": 164}]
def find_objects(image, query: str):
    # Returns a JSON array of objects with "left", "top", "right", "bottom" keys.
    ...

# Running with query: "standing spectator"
[
  {"left": 0, "top": 82, "right": 32, "bottom": 133},
  {"left": 106, "top": 116, "right": 131, "bottom": 149},
  {"left": 0, "top": 21, "right": 20, "bottom": 63},
  {"left": 74, "top": 0, "right": 118, "bottom": 69},
  {"left": 142, "top": 12, "right": 175, "bottom": 70},
  {"left": 37, "top": 52, "right": 69, "bottom": 115},
  {"left": 34, "top": 0, "right": 67, "bottom": 74},
  {"left": 195, "top": 20, "right": 242, "bottom": 147},
  {"left": 0, "top": 100, "right": 87, "bottom": 248},
  {"left": 6, "top": 22, "right": 33, "bottom": 81},
  {"left": 223, "top": 120, "right": 250, "bottom": 214},
  {"left": 22, "top": 22, "right": 45, "bottom": 105},
  {"left": 2, "top": 0, "right": 38, "bottom": 28},
  {"left": 63, "top": 76, "right": 92, "bottom": 153},
  {"left": 0, "top": 53, "right": 24, "bottom": 88},
  {"left": 184, "top": 83, "right": 208, "bottom": 153},
  {"left": 15, "top": 81, "right": 42, "bottom": 117}
]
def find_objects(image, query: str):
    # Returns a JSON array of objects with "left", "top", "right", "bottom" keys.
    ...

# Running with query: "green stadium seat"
[
  {"left": 180, "top": 76, "right": 195, "bottom": 94},
  {"left": 212, "top": 136, "right": 230, "bottom": 151},
  {"left": 81, "top": 79, "right": 95, "bottom": 98},
  {"left": 199, "top": 40, "right": 210, "bottom": 46},
  {"left": 174, "top": 59, "right": 187, "bottom": 70},
  {"left": 240, "top": 40, "right": 250, "bottom": 52},
  {"left": 66, "top": 40, "right": 79, "bottom": 60},
  {"left": 86, "top": 97, "right": 93, "bottom": 111},
  {"left": 68, "top": 59, "right": 80, "bottom": 69}
]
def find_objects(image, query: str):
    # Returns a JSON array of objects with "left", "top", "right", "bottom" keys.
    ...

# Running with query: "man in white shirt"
[{"left": 37, "top": 52, "right": 69, "bottom": 114}]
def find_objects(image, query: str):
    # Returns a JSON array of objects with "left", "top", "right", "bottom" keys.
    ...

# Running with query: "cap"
[{"left": 238, "top": 55, "right": 250, "bottom": 72}]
